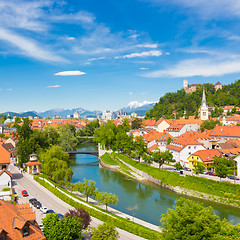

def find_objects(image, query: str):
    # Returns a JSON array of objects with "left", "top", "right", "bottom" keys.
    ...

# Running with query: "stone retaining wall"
[{"left": 98, "top": 157, "right": 120, "bottom": 171}]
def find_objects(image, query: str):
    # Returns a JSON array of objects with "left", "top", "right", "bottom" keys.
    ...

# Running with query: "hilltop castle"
[{"left": 183, "top": 80, "right": 222, "bottom": 93}]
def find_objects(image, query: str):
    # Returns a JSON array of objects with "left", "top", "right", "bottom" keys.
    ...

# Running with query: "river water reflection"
[{"left": 70, "top": 143, "right": 240, "bottom": 226}]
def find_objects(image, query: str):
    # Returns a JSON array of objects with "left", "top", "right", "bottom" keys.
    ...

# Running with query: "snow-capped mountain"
[
  {"left": 127, "top": 101, "right": 156, "bottom": 109},
  {"left": 119, "top": 101, "right": 156, "bottom": 116}
]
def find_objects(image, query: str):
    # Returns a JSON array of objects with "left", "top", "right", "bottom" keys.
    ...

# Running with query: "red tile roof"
[
  {"left": 0, "top": 144, "right": 10, "bottom": 164},
  {"left": 0, "top": 168, "right": 12, "bottom": 178},
  {"left": 191, "top": 149, "right": 222, "bottom": 162},
  {"left": 209, "top": 126, "right": 240, "bottom": 138},
  {"left": 0, "top": 200, "right": 45, "bottom": 240}
]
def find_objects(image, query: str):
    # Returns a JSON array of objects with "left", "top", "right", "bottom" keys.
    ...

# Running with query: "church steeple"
[{"left": 200, "top": 87, "right": 208, "bottom": 120}]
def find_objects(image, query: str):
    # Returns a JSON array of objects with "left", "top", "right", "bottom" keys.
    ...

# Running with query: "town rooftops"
[
  {"left": 0, "top": 144, "right": 10, "bottom": 164},
  {"left": 190, "top": 149, "right": 222, "bottom": 162},
  {"left": 0, "top": 200, "right": 45, "bottom": 240},
  {"left": 209, "top": 126, "right": 240, "bottom": 138},
  {"left": 0, "top": 168, "right": 12, "bottom": 178},
  {"left": 167, "top": 131, "right": 205, "bottom": 152}
]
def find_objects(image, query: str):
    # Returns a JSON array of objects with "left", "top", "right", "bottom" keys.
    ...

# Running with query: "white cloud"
[
  {"left": 140, "top": 67, "right": 149, "bottom": 70},
  {"left": 7, "top": 88, "right": 13, "bottom": 91},
  {"left": 88, "top": 57, "right": 106, "bottom": 61},
  {"left": 47, "top": 85, "right": 61, "bottom": 88},
  {"left": 115, "top": 50, "right": 162, "bottom": 59},
  {"left": 147, "top": 0, "right": 240, "bottom": 20},
  {"left": 0, "top": 27, "right": 66, "bottom": 62},
  {"left": 137, "top": 43, "right": 158, "bottom": 48},
  {"left": 49, "top": 11, "right": 95, "bottom": 25},
  {"left": 165, "top": 52, "right": 171, "bottom": 55},
  {"left": 129, "top": 91, "right": 133, "bottom": 96},
  {"left": 54, "top": 70, "right": 86, "bottom": 76},
  {"left": 67, "top": 37, "right": 76, "bottom": 40},
  {"left": 142, "top": 57, "right": 240, "bottom": 78}
]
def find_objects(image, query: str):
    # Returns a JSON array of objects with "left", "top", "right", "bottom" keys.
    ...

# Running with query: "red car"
[
  {"left": 206, "top": 172, "right": 215, "bottom": 176},
  {"left": 22, "top": 190, "right": 28, "bottom": 197}
]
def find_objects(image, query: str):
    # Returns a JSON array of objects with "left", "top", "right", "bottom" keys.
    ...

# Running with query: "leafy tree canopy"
[
  {"left": 146, "top": 80, "right": 240, "bottom": 120},
  {"left": 91, "top": 222, "right": 119, "bottom": 240}
]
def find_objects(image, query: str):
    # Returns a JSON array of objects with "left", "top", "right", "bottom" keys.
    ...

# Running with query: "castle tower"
[
  {"left": 200, "top": 88, "right": 208, "bottom": 120},
  {"left": 183, "top": 80, "right": 188, "bottom": 90}
]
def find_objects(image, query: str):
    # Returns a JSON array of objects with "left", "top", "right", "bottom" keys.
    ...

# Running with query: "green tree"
[
  {"left": 134, "top": 136, "right": 147, "bottom": 161},
  {"left": 161, "top": 198, "right": 222, "bottom": 240},
  {"left": 131, "top": 118, "right": 143, "bottom": 129},
  {"left": 174, "top": 162, "right": 183, "bottom": 170},
  {"left": 58, "top": 124, "right": 78, "bottom": 151},
  {"left": 15, "top": 117, "right": 33, "bottom": 166},
  {"left": 94, "top": 121, "right": 118, "bottom": 149},
  {"left": 214, "top": 157, "right": 229, "bottom": 180},
  {"left": 192, "top": 161, "right": 205, "bottom": 175},
  {"left": 95, "top": 192, "right": 118, "bottom": 211},
  {"left": 152, "top": 149, "right": 163, "bottom": 168},
  {"left": 200, "top": 119, "right": 222, "bottom": 132},
  {"left": 166, "top": 137, "right": 172, "bottom": 145},
  {"left": 91, "top": 222, "right": 119, "bottom": 240},
  {"left": 39, "top": 145, "right": 72, "bottom": 183},
  {"left": 82, "top": 178, "right": 96, "bottom": 202},
  {"left": 43, "top": 213, "right": 84, "bottom": 240}
]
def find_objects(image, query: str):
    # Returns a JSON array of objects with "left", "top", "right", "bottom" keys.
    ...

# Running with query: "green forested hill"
[{"left": 145, "top": 80, "right": 240, "bottom": 120}]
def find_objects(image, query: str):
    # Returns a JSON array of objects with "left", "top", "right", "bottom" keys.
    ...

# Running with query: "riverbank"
[
  {"left": 34, "top": 175, "right": 162, "bottom": 240},
  {"left": 100, "top": 152, "right": 240, "bottom": 208}
]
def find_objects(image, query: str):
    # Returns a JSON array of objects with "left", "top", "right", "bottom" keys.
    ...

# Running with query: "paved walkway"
[
  {"left": 10, "top": 162, "right": 159, "bottom": 239},
  {"left": 39, "top": 177, "right": 161, "bottom": 233}
]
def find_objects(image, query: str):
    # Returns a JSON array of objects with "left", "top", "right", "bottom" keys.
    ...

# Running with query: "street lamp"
[{"left": 127, "top": 205, "right": 138, "bottom": 222}]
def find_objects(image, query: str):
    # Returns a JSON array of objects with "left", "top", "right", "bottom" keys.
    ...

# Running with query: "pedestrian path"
[{"left": 40, "top": 177, "right": 161, "bottom": 233}]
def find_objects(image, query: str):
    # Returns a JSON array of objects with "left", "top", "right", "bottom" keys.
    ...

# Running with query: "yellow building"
[{"left": 188, "top": 149, "right": 222, "bottom": 170}]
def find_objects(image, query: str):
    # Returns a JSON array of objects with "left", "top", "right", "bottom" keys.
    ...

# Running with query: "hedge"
[{"left": 34, "top": 176, "right": 162, "bottom": 240}]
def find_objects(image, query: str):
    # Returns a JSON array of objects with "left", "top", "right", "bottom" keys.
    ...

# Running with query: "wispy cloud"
[
  {"left": 146, "top": 0, "right": 240, "bottom": 20},
  {"left": 115, "top": 50, "right": 162, "bottom": 59},
  {"left": 7, "top": 88, "right": 13, "bottom": 91},
  {"left": 137, "top": 43, "right": 158, "bottom": 48},
  {"left": 142, "top": 57, "right": 240, "bottom": 78},
  {"left": 0, "top": 27, "right": 66, "bottom": 62},
  {"left": 49, "top": 11, "right": 95, "bottom": 25},
  {"left": 54, "top": 70, "right": 86, "bottom": 76},
  {"left": 67, "top": 37, "right": 76, "bottom": 40},
  {"left": 140, "top": 67, "right": 149, "bottom": 70},
  {"left": 47, "top": 85, "right": 61, "bottom": 88},
  {"left": 129, "top": 91, "right": 133, "bottom": 96}
]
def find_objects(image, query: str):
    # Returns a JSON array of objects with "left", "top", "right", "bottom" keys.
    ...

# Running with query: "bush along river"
[{"left": 69, "top": 142, "right": 240, "bottom": 226}]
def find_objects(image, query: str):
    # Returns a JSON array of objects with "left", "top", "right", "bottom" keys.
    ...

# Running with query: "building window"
[
  {"left": 189, "top": 152, "right": 191, "bottom": 155},
  {"left": 194, "top": 146, "right": 196, "bottom": 149},
  {"left": 192, "top": 156, "right": 194, "bottom": 159},
  {"left": 188, "top": 146, "right": 191, "bottom": 149},
  {"left": 22, "top": 226, "right": 29, "bottom": 237}
]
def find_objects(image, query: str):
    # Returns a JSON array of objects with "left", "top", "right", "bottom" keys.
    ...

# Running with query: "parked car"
[
  {"left": 206, "top": 172, "right": 216, "bottom": 176},
  {"left": 46, "top": 210, "right": 55, "bottom": 214},
  {"left": 33, "top": 201, "right": 42, "bottom": 209},
  {"left": 183, "top": 167, "right": 191, "bottom": 171},
  {"left": 228, "top": 175, "right": 240, "bottom": 180},
  {"left": 29, "top": 198, "right": 37, "bottom": 204},
  {"left": 57, "top": 213, "right": 64, "bottom": 219},
  {"left": 40, "top": 207, "right": 48, "bottom": 214},
  {"left": 22, "top": 190, "right": 28, "bottom": 197},
  {"left": 173, "top": 169, "right": 181, "bottom": 173}
]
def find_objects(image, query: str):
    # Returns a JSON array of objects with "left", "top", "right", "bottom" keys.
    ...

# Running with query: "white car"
[{"left": 40, "top": 206, "right": 48, "bottom": 214}]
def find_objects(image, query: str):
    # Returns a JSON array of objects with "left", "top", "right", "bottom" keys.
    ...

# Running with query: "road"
[
  {"left": 150, "top": 161, "right": 240, "bottom": 184},
  {"left": 10, "top": 163, "right": 147, "bottom": 240}
]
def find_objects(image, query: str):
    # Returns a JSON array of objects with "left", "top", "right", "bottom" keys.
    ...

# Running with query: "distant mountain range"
[{"left": 0, "top": 101, "right": 156, "bottom": 118}]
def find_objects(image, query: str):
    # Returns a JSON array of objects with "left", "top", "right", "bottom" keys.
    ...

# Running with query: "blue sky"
[{"left": 1, "top": 0, "right": 240, "bottom": 113}]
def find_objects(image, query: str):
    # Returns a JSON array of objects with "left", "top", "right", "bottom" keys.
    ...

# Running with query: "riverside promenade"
[{"left": 10, "top": 162, "right": 160, "bottom": 240}]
